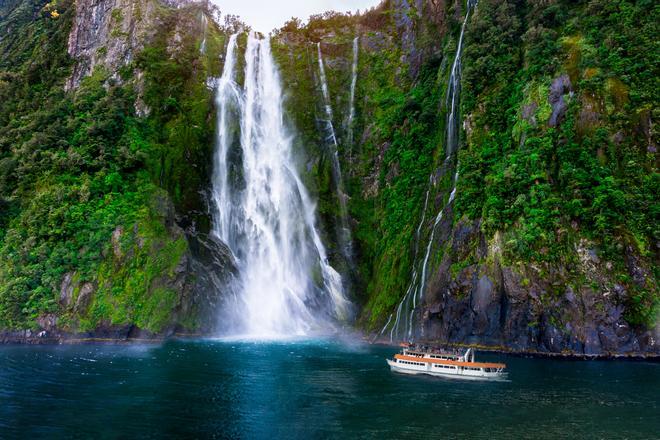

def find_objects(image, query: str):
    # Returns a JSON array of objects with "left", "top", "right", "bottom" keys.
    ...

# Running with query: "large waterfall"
[
  {"left": 212, "top": 33, "right": 350, "bottom": 337},
  {"left": 382, "top": 0, "right": 476, "bottom": 342}
]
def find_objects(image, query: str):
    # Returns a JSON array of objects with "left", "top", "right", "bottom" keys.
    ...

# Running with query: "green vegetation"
[
  {"left": 276, "top": 0, "right": 657, "bottom": 332},
  {"left": 456, "top": 0, "right": 658, "bottom": 326},
  {"left": 0, "top": 0, "right": 225, "bottom": 331},
  {"left": 0, "top": 0, "right": 656, "bottom": 339}
]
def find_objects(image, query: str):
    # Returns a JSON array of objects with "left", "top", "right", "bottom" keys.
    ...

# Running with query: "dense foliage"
[
  {"left": 276, "top": 0, "right": 658, "bottom": 332},
  {"left": 0, "top": 0, "right": 222, "bottom": 331},
  {"left": 456, "top": 0, "right": 658, "bottom": 325},
  {"left": 0, "top": 0, "right": 656, "bottom": 340}
]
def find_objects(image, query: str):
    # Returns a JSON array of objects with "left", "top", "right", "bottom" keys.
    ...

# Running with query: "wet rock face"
[
  {"left": 548, "top": 74, "right": 572, "bottom": 127},
  {"left": 66, "top": 0, "right": 155, "bottom": 89},
  {"left": 60, "top": 272, "right": 75, "bottom": 307},
  {"left": 393, "top": 0, "right": 421, "bottom": 76},
  {"left": 185, "top": 230, "right": 237, "bottom": 332},
  {"left": 470, "top": 275, "right": 502, "bottom": 338},
  {"left": 420, "top": 220, "right": 659, "bottom": 356},
  {"left": 66, "top": 0, "right": 198, "bottom": 89}
]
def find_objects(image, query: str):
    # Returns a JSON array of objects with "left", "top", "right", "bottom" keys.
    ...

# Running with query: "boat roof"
[
  {"left": 395, "top": 354, "right": 506, "bottom": 369},
  {"left": 406, "top": 350, "right": 461, "bottom": 357}
]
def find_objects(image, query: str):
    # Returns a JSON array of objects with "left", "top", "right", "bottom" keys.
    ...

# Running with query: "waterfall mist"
[{"left": 212, "top": 33, "right": 351, "bottom": 338}]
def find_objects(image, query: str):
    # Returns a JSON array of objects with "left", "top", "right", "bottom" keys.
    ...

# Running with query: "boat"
[{"left": 386, "top": 344, "right": 507, "bottom": 380}]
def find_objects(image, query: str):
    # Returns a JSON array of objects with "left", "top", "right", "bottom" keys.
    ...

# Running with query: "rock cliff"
[{"left": 0, "top": 0, "right": 657, "bottom": 354}]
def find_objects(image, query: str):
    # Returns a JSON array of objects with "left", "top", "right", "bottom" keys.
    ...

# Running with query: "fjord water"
[
  {"left": 1, "top": 341, "right": 658, "bottom": 439},
  {"left": 211, "top": 34, "right": 349, "bottom": 336}
]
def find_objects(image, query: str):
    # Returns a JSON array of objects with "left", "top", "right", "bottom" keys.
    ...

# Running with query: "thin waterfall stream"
[
  {"left": 199, "top": 12, "right": 208, "bottom": 54},
  {"left": 346, "top": 37, "right": 359, "bottom": 156},
  {"left": 316, "top": 42, "right": 354, "bottom": 265},
  {"left": 383, "top": 0, "right": 477, "bottom": 342},
  {"left": 212, "top": 33, "right": 350, "bottom": 337}
]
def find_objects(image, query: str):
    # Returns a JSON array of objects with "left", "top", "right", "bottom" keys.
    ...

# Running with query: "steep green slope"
[
  {"left": 273, "top": 0, "right": 658, "bottom": 353},
  {"left": 0, "top": 0, "right": 232, "bottom": 336},
  {"left": 0, "top": 0, "right": 656, "bottom": 353}
]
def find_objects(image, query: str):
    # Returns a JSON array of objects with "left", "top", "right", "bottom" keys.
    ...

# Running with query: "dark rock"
[
  {"left": 60, "top": 272, "right": 75, "bottom": 307},
  {"left": 522, "top": 102, "right": 538, "bottom": 127},
  {"left": 583, "top": 326, "right": 602, "bottom": 355},
  {"left": 604, "top": 304, "right": 623, "bottom": 325},
  {"left": 565, "top": 286, "right": 576, "bottom": 304},
  {"left": 75, "top": 283, "right": 95, "bottom": 313},
  {"left": 470, "top": 275, "right": 502, "bottom": 339},
  {"left": 541, "top": 321, "right": 563, "bottom": 352},
  {"left": 624, "top": 245, "right": 649, "bottom": 288},
  {"left": 393, "top": 0, "right": 422, "bottom": 77},
  {"left": 613, "top": 284, "right": 626, "bottom": 299},
  {"left": 185, "top": 230, "right": 237, "bottom": 332},
  {"left": 66, "top": 0, "right": 155, "bottom": 89},
  {"left": 598, "top": 325, "right": 619, "bottom": 352},
  {"left": 548, "top": 74, "right": 572, "bottom": 127},
  {"left": 36, "top": 314, "right": 58, "bottom": 332}
]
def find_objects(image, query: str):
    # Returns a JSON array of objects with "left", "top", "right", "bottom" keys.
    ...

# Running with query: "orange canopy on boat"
[{"left": 394, "top": 354, "right": 506, "bottom": 369}]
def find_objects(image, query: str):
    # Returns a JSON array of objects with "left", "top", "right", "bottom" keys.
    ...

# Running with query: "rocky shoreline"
[
  {"left": 368, "top": 337, "right": 660, "bottom": 361},
  {"left": 0, "top": 326, "right": 203, "bottom": 345}
]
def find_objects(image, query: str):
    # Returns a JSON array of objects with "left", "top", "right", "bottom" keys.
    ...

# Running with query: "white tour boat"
[{"left": 387, "top": 344, "right": 507, "bottom": 380}]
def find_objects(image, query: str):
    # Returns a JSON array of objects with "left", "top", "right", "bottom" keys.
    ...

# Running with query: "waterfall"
[
  {"left": 212, "top": 33, "right": 350, "bottom": 337},
  {"left": 445, "top": 0, "right": 476, "bottom": 158},
  {"left": 383, "top": 0, "right": 476, "bottom": 342},
  {"left": 346, "top": 37, "right": 359, "bottom": 155},
  {"left": 416, "top": 172, "right": 459, "bottom": 307},
  {"left": 212, "top": 33, "right": 240, "bottom": 245},
  {"left": 317, "top": 43, "right": 337, "bottom": 146},
  {"left": 316, "top": 43, "right": 354, "bottom": 265},
  {"left": 200, "top": 13, "right": 208, "bottom": 55}
]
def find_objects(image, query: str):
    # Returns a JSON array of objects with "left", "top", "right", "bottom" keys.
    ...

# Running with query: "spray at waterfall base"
[{"left": 211, "top": 33, "right": 351, "bottom": 337}]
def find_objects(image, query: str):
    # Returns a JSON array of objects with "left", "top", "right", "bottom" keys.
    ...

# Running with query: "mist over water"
[{"left": 211, "top": 33, "right": 350, "bottom": 338}]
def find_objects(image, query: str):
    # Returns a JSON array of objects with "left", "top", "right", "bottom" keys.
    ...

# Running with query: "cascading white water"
[
  {"left": 316, "top": 43, "right": 353, "bottom": 264},
  {"left": 212, "top": 34, "right": 240, "bottom": 245},
  {"left": 317, "top": 43, "right": 338, "bottom": 146},
  {"left": 212, "top": 33, "right": 350, "bottom": 337},
  {"left": 346, "top": 37, "right": 359, "bottom": 155},
  {"left": 200, "top": 13, "right": 208, "bottom": 54},
  {"left": 445, "top": 0, "right": 476, "bottom": 159},
  {"left": 385, "top": 0, "right": 477, "bottom": 342},
  {"left": 385, "top": 178, "right": 431, "bottom": 342}
]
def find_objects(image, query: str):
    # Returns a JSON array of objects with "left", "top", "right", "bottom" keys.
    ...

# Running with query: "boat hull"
[{"left": 386, "top": 359, "right": 507, "bottom": 381}]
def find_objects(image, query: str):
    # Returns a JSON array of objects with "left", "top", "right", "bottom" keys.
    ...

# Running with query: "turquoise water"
[{"left": 1, "top": 338, "right": 658, "bottom": 439}]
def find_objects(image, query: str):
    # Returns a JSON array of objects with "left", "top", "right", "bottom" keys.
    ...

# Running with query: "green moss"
[
  {"left": 79, "top": 192, "right": 190, "bottom": 334},
  {"left": 0, "top": 0, "right": 216, "bottom": 331}
]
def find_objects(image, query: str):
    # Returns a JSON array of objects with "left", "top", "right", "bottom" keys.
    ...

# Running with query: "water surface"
[{"left": 1, "top": 339, "right": 658, "bottom": 439}]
